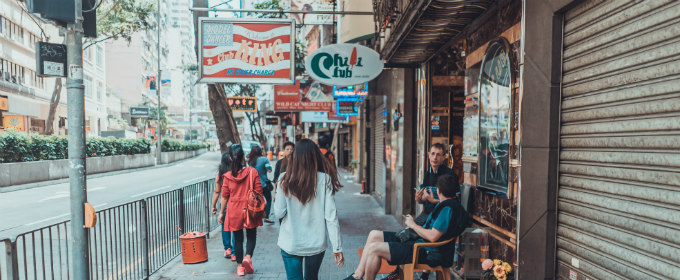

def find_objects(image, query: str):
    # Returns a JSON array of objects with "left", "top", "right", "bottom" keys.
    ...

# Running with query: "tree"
[{"left": 44, "top": 0, "right": 156, "bottom": 135}]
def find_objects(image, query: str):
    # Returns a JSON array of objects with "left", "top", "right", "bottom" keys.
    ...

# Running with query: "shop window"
[{"left": 478, "top": 38, "right": 512, "bottom": 195}]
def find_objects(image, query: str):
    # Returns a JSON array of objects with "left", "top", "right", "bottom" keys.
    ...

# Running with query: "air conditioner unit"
[
  {"left": 11, "top": 75, "right": 17, "bottom": 84},
  {"left": 3, "top": 72, "right": 9, "bottom": 81},
  {"left": 16, "top": 76, "right": 22, "bottom": 85}
]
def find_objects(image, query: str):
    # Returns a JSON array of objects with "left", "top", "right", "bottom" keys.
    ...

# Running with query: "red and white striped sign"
[{"left": 199, "top": 18, "right": 295, "bottom": 84}]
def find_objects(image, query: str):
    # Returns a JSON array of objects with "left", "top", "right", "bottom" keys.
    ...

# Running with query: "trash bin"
[
  {"left": 179, "top": 231, "right": 208, "bottom": 264},
  {"left": 267, "top": 151, "right": 273, "bottom": 160}
]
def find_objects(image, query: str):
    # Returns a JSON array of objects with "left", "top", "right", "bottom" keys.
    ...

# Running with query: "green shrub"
[
  {"left": 0, "top": 131, "right": 151, "bottom": 163},
  {"left": 161, "top": 138, "right": 208, "bottom": 152}
]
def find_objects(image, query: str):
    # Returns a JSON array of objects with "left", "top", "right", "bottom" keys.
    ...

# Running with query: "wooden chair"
[{"left": 400, "top": 238, "right": 455, "bottom": 280}]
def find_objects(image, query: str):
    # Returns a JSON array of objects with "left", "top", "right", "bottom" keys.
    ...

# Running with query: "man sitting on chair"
[{"left": 344, "top": 175, "right": 467, "bottom": 280}]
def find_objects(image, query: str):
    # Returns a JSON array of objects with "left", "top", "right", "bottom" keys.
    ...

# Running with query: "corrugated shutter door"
[
  {"left": 373, "top": 103, "right": 386, "bottom": 200},
  {"left": 557, "top": 1, "right": 680, "bottom": 279}
]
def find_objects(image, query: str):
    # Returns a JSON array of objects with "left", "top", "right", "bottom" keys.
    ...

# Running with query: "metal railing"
[{"left": 1, "top": 178, "right": 218, "bottom": 280}]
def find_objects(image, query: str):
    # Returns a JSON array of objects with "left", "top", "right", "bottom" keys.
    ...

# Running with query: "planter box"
[{"left": 0, "top": 153, "right": 155, "bottom": 188}]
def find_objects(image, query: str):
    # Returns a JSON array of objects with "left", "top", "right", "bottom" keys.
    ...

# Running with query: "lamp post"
[{"left": 155, "top": 0, "right": 162, "bottom": 164}]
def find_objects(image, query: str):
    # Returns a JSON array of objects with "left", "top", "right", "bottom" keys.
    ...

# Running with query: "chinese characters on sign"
[{"left": 199, "top": 18, "right": 296, "bottom": 84}]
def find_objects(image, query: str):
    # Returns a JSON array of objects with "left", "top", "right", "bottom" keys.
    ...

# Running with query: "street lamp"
[{"left": 155, "top": 0, "right": 162, "bottom": 164}]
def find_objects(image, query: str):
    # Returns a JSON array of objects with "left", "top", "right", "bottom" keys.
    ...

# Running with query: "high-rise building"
[{"left": 0, "top": 0, "right": 107, "bottom": 136}]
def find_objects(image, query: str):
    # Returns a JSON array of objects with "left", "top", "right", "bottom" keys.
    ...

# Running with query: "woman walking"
[
  {"left": 211, "top": 152, "right": 235, "bottom": 260},
  {"left": 247, "top": 145, "right": 274, "bottom": 223},
  {"left": 274, "top": 139, "right": 345, "bottom": 280},
  {"left": 218, "top": 144, "right": 263, "bottom": 276}
]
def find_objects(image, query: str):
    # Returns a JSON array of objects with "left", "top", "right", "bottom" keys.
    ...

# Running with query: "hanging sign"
[
  {"left": 335, "top": 98, "right": 360, "bottom": 117},
  {"left": 227, "top": 96, "right": 258, "bottom": 112},
  {"left": 130, "top": 107, "right": 150, "bottom": 117},
  {"left": 198, "top": 18, "right": 296, "bottom": 84},
  {"left": 3, "top": 116, "right": 25, "bottom": 131},
  {"left": 305, "top": 43, "right": 383, "bottom": 86},
  {"left": 274, "top": 76, "right": 334, "bottom": 111},
  {"left": 36, "top": 42, "right": 67, "bottom": 77},
  {"left": 265, "top": 116, "right": 279, "bottom": 125},
  {"left": 0, "top": 96, "right": 8, "bottom": 111}
]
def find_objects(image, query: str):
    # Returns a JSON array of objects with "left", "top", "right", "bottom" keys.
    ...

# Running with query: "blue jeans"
[
  {"left": 281, "top": 250, "right": 325, "bottom": 280},
  {"left": 221, "top": 208, "right": 233, "bottom": 250}
]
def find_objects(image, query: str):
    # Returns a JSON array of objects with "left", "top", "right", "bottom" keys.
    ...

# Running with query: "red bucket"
[{"left": 179, "top": 231, "right": 208, "bottom": 264}]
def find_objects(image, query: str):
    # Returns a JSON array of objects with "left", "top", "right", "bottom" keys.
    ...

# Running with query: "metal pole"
[
  {"left": 156, "top": 0, "right": 163, "bottom": 165},
  {"left": 189, "top": 7, "right": 373, "bottom": 15},
  {"left": 189, "top": 87, "right": 192, "bottom": 143},
  {"left": 66, "top": 0, "right": 89, "bottom": 277}
]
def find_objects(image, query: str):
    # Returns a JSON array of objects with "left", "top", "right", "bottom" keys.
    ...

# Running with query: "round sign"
[{"left": 305, "top": 43, "right": 384, "bottom": 87}]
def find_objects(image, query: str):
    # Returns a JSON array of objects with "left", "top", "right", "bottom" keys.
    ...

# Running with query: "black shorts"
[{"left": 383, "top": 231, "right": 427, "bottom": 266}]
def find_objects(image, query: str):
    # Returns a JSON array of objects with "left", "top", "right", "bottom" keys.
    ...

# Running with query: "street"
[{"left": 0, "top": 152, "right": 223, "bottom": 238}]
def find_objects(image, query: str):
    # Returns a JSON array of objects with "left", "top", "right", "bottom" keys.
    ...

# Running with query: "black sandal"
[
  {"left": 380, "top": 268, "right": 400, "bottom": 280},
  {"left": 342, "top": 274, "right": 363, "bottom": 280}
]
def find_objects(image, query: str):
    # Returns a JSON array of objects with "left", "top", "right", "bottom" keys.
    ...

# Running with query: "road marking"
[
  {"left": 26, "top": 213, "right": 70, "bottom": 226},
  {"left": 89, "top": 186, "right": 105, "bottom": 192},
  {"left": 131, "top": 185, "right": 173, "bottom": 197},
  {"left": 38, "top": 191, "right": 70, "bottom": 202}
]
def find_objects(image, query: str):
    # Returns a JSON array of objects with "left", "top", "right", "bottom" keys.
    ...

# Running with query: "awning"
[{"left": 379, "top": 0, "right": 492, "bottom": 66}]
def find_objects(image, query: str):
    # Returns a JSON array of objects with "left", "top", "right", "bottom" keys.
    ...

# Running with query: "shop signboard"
[
  {"left": 0, "top": 96, "right": 8, "bottom": 111},
  {"left": 335, "top": 98, "right": 360, "bottom": 117},
  {"left": 265, "top": 116, "right": 279, "bottom": 125},
  {"left": 288, "top": 0, "right": 334, "bottom": 25},
  {"left": 274, "top": 76, "right": 334, "bottom": 111},
  {"left": 3, "top": 115, "right": 25, "bottom": 131},
  {"left": 198, "top": 18, "right": 296, "bottom": 84},
  {"left": 300, "top": 111, "right": 346, "bottom": 123},
  {"left": 227, "top": 96, "right": 258, "bottom": 112},
  {"left": 333, "top": 82, "right": 368, "bottom": 98},
  {"left": 36, "top": 42, "right": 67, "bottom": 77},
  {"left": 130, "top": 107, "right": 150, "bottom": 117},
  {"left": 305, "top": 44, "right": 383, "bottom": 87}
]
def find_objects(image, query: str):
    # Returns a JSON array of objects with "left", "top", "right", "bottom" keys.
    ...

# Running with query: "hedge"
[
  {"left": 161, "top": 138, "right": 208, "bottom": 152},
  {"left": 0, "top": 131, "right": 151, "bottom": 163}
]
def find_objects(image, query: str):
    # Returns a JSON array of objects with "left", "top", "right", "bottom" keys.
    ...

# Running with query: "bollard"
[
  {"left": 267, "top": 151, "right": 273, "bottom": 160},
  {"left": 361, "top": 180, "right": 366, "bottom": 193}
]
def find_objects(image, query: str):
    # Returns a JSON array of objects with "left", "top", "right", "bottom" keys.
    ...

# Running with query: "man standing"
[{"left": 273, "top": 141, "right": 295, "bottom": 192}]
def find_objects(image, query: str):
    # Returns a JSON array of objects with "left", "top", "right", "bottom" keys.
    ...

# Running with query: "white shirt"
[{"left": 274, "top": 172, "right": 342, "bottom": 256}]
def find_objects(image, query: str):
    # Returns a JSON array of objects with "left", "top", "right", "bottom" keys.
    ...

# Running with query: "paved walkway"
[{"left": 151, "top": 171, "right": 402, "bottom": 280}]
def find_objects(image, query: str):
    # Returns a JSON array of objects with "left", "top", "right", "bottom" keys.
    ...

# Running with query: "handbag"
[{"left": 243, "top": 169, "right": 266, "bottom": 228}]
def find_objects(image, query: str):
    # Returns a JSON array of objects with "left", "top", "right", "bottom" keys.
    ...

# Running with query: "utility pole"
[
  {"left": 156, "top": 0, "right": 162, "bottom": 164},
  {"left": 66, "top": 0, "right": 89, "bottom": 277}
]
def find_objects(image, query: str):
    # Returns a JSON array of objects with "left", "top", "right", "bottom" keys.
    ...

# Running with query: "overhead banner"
[
  {"left": 227, "top": 96, "right": 258, "bottom": 112},
  {"left": 274, "top": 77, "right": 334, "bottom": 111},
  {"left": 198, "top": 18, "right": 296, "bottom": 84},
  {"left": 306, "top": 43, "right": 383, "bottom": 86}
]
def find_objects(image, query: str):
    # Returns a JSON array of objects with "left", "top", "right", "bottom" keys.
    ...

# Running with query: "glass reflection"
[{"left": 478, "top": 39, "right": 511, "bottom": 193}]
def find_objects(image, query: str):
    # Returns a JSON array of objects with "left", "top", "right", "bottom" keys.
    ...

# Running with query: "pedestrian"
[
  {"left": 273, "top": 141, "right": 295, "bottom": 198},
  {"left": 274, "top": 139, "right": 344, "bottom": 280},
  {"left": 247, "top": 145, "right": 274, "bottom": 223},
  {"left": 318, "top": 135, "right": 336, "bottom": 169},
  {"left": 211, "top": 152, "right": 236, "bottom": 260},
  {"left": 218, "top": 144, "right": 263, "bottom": 276}
]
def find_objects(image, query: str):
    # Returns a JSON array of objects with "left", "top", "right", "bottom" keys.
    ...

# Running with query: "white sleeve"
[
  {"left": 274, "top": 175, "right": 287, "bottom": 220},
  {"left": 324, "top": 177, "right": 342, "bottom": 253}
]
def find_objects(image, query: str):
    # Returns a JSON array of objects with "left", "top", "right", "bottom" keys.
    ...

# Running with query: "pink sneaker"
[
  {"left": 237, "top": 266, "right": 245, "bottom": 276},
  {"left": 224, "top": 248, "right": 232, "bottom": 258},
  {"left": 231, "top": 254, "right": 236, "bottom": 262},
  {"left": 242, "top": 256, "right": 254, "bottom": 274}
]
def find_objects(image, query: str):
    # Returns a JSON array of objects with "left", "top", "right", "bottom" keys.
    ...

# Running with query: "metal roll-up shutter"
[
  {"left": 557, "top": 1, "right": 680, "bottom": 279},
  {"left": 373, "top": 103, "right": 386, "bottom": 201}
]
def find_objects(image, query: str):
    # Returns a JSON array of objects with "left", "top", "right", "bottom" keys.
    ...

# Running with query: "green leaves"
[
  {"left": 161, "top": 138, "right": 208, "bottom": 152},
  {"left": 0, "top": 132, "right": 151, "bottom": 163}
]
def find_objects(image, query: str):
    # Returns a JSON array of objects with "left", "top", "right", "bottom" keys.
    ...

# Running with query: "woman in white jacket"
[{"left": 274, "top": 139, "right": 344, "bottom": 280}]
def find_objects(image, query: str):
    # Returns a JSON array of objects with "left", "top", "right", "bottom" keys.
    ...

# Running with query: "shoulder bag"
[{"left": 243, "top": 169, "right": 266, "bottom": 228}]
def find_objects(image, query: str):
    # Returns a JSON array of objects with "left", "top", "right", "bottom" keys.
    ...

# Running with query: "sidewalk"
[{"left": 151, "top": 171, "right": 402, "bottom": 280}]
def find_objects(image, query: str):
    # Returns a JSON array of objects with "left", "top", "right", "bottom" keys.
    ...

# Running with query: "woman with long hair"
[
  {"left": 274, "top": 139, "right": 344, "bottom": 280},
  {"left": 218, "top": 144, "right": 263, "bottom": 276},
  {"left": 211, "top": 152, "right": 235, "bottom": 260},
  {"left": 247, "top": 145, "right": 274, "bottom": 223}
]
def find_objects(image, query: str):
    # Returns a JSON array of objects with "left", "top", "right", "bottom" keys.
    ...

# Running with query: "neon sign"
[
  {"left": 335, "top": 98, "right": 360, "bottom": 117},
  {"left": 333, "top": 83, "right": 368, "bottom": 98}
]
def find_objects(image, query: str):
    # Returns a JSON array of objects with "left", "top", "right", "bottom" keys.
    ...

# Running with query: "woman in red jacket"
[{"left": 218, "top": 144, "right": 263, "bottom": 276}]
